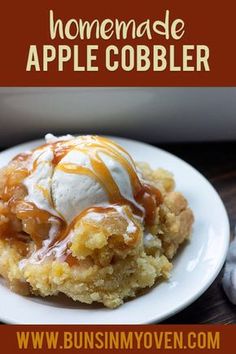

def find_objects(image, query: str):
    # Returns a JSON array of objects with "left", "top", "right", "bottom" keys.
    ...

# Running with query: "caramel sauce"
[
  {"left": 6, "top": 233, "right": 31, "bottom": 257},
  {"left": 51, "top": 136, "right": 162, "bottom": 221},
  {"left": 0, "top": 136, "right": 162, "bottom": 266},
  {"left": 39, "top": 205, "right": 141, "bottom": 265},
  {"left": 136, "top": 184, "right": 163, "bottom": 226},
  {"left": 64, "top": 253, "right": 78, "bottom": 267}
]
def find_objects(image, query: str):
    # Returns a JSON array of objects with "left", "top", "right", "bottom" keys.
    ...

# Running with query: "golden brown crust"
[{"left": 0, "top": 162, "right": 193, "bottom": 308}]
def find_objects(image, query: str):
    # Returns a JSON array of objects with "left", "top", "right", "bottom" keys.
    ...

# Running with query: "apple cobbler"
[{"left": 0, "top": 135, "right": 194, "bottom": 308}]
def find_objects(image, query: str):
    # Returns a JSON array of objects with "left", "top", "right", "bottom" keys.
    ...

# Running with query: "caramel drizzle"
[
  {"left": 1, "top": 136, "right": 163, "bottom": 265},
  {"left": 30, "top": 205, "right": 141, "bottom": 264},
  {"left": 48, "top": 136, "right": 161, "bottom": 220},
  {"left": 30, "top": 136, "right": 147, "bottom": 216}
]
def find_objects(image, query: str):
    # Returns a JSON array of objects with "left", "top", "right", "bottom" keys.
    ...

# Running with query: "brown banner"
[
  {"left": 0, "top": 325, "right": 235, "bottom": 354},
  {"left": 0, "top": 0, "right": 235, "bottom": 86}
]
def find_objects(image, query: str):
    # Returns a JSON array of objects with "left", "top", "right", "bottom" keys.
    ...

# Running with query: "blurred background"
[{"left": 0, "top": 87, "right": 235, "bottom": 147}]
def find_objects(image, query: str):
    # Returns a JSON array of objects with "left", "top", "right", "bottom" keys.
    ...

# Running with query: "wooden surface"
[{"left": 1, "top": 141, "right": 236, "bottom": 324}]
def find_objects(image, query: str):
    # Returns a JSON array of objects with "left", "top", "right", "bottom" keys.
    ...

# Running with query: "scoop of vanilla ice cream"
[
  {"left": 23, "top": 135, "right": 140, "bottom": 224},
  {"left": 24, "top": 146, "right": 55, "bottom": 215}
]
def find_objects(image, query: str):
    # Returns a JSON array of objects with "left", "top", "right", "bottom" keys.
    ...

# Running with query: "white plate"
[{"left": 0, "top": 137, "right": 230, "bottom": 324}]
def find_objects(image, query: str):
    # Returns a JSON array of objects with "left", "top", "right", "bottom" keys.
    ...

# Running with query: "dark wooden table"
[
  {"left": 160, "top": 142, "right": 236, "bottom": 324},
  {"left": 1, "top": 141, "right": 236, "bottom": 324}
]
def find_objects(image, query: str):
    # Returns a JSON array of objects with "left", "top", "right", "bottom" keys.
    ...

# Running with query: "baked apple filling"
[{"left": 0, "top": 135, "right": 194, "bottom": 308}]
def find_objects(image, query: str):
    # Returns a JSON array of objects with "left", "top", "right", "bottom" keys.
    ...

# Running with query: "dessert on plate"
[{"left": 0, "top": 134, "right": 194, "bottom": 308}]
